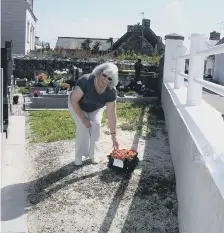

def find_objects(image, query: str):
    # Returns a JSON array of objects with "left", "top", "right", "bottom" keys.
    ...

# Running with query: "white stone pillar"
[
  {"left": 174, "top": 45, "right": 187, "bottom": 89},
  {"left": 187, "top": 34, "right": 207, "bottom": 106},
  {"left": 163, "top": 33, "right": 185, "bottom": 83},
  {"left": 0, "top": 68, "right": 3, "bottom": 133}
]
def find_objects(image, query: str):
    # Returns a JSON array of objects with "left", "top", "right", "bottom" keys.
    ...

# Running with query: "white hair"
[{"left": 91, "top": 62, "right": 119, "bottom": 89}]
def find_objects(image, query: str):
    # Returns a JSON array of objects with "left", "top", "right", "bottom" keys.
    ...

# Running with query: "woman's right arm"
[{"left": 70, "top": 86, "right": 86, "bottom": 122}]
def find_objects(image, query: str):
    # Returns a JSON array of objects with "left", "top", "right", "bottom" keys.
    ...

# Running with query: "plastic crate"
[{"left": 107, "top": 152, "right": 139, "bottom": 172}]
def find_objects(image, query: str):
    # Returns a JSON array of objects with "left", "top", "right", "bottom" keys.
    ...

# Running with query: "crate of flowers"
[{"left": 107, "top": 149, "right": 139, "bottom": 171}]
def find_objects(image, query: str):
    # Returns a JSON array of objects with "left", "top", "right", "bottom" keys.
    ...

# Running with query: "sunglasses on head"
[{"left": 102, "top": 73, "right": 112, "bottom": 81}]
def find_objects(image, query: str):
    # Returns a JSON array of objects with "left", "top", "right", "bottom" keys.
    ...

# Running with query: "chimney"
[
  {"left": 142, "top": 19, "right": 151, "bottom": 29},
  {"left": 210, "top": 31, "right": 221, "bottom": 41}
]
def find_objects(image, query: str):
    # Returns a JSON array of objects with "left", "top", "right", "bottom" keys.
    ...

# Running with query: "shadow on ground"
[
  {"left": 1, "top": 159, "right": 103, "bottom": 221},
  {"left": 97, "top": 104, "right": 179, "bottom": 233},
  {"left": 1, "top": 103, "right": 179, "bottom": 233}
]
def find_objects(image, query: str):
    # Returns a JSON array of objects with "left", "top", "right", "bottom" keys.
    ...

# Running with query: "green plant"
[
  {"left": 53, "top": 74, "right": 65, "bottom": 81},
  {"left": 92, "top": 41, "right": 101, "bottom": 53},
  {"left": 81, "top": 38, "right": 92, "bottom": 51},
  {"left": 125, "top": 90, "right": 138, "bottom": 96},
  {"left": 106, "top": 37, "right": 113, "bottom": 50},
  {"left": 116, "top": 52, "right": 159, "bottom": 64},
  {"left": 17, "top": 87, "right": 29, "bottom": 94},
  {"left": 103, "top": 102, "right": 150, "bottom": 133}
]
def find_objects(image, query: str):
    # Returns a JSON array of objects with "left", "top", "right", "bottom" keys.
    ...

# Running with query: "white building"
[
  {"left": 214, "top": 37, "right": 224, "bottom": 85},
  {"left": 35, "top": 36, "right": 42, "bottom": 50},
  {"left": 204, "top": 33, "right": 220, "bottom": 78},
  {"left": 204, "top": 55, "right": 215, "bottom": 77},
  {"left": 1, "top": 0, "right": 38, "bottom": 54}
]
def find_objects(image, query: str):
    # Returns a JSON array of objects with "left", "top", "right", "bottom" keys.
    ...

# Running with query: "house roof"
[
  {"left": 216, "top": 37, "right": 224, "bottom": 45},
  {"left": 112, "top": 27, "right": 164, "bottom": 53},
  {"left": 55, "top": 37, "right": 112, "bottom": 51},
  {"left": 28, "top": 8, "right": 37, "bottom": 21},
  {"left": 24, "top": 1, "right": 37, "bottom": 21},
  {"left": 207, "top": 39, "right": 219, "bottom": 47}
]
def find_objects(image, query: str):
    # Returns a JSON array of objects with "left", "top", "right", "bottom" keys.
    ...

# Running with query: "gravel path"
[{"left": 13, "top": 97, "right": 179, "bottom": 233}]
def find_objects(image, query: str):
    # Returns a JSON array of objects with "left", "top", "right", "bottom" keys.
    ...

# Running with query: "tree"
[
  {"left": 81, "top": 38, "right": 92, "bottom": 50},
  {"left": 107, "top": 37, "right": 113, "bottom": 51},
  {"left": 92, "top": 41, "right": 101, "bottom": 53}
]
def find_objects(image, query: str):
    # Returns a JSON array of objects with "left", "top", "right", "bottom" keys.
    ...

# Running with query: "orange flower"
[{"left": 110, "top": 149, "right": 137, "bottom": 160}]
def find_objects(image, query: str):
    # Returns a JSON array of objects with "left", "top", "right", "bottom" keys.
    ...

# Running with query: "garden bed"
[{"left": 29, "top": 102, "right": 150, "bottom": 143}]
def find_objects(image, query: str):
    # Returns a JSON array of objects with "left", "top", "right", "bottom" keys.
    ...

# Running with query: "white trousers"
[{"left": 68, "top": 97, "right": 104, "bottom": 164}]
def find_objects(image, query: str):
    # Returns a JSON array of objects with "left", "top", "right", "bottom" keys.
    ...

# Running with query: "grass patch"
[
  {"left": 29, "top": 102, "right": 150, "bottom": 143},
  {"left": 30, "top": 110, "right": 75, "bottom": 143},
  {"left": 105, "top": 102, "right": 150, "bottom": 133}
]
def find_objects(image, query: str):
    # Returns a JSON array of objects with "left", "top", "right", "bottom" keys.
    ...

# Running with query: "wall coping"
[
  {"left": 164, "top": 82, "right": 224, "bottom": 197},
  {"left": 165, "top": 33, "right": 184, "bottom": 41}
]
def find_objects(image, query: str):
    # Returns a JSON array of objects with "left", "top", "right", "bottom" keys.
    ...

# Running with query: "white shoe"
[{"left": 91, "top": 158, "right": 100, "bottom": 164}]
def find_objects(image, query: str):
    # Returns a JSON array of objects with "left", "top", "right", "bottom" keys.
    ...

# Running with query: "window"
[
  {"left": 30, "top": 27, "right": 32, "bottom": 49},
  {"left": 27, "top": 22, "right": 30, "bottom": 43},
  {"left": 30, "top": 26, "right": 35, "bottom": 50}
]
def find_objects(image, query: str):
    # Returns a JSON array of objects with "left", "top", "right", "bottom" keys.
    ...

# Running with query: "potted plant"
[
  {"left": 33, "top": 90, "right": 40, "bottom": 97},
  {"left": 107, "top": 149, "right": 139, "bottom": 171},
  {"left": 13, "top": 95, "right": 19, "bottom": 104},
  {"left": 60, "top": 82, "right": 70, "bottom": 90}
]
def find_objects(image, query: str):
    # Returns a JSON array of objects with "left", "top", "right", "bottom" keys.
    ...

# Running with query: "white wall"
[
  {"left": 25, "top": 9, "right": 36, "bottom": 54},
  {"left": 162, "top": 82, "right": 224, "bottom": 233},
  {"left": 204, "top": 58, "right": 214, "bottom": 76},
  {"left": 1, "top": 0, "right": 36, "bottom": 54},
  {"left": 214, "top": 54, "right": 224, "bottom": 85},
  {"left": 1, "top": 0, "right": 26, "bottom": 54}
]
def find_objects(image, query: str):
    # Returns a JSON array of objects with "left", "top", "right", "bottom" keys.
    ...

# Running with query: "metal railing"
[{"left": 165, "top": 33, "right": 224, "bottom": 106}]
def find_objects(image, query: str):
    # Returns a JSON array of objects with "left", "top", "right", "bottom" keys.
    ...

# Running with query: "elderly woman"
[{"left": 68, "top": 62, "right": 119, "bottom": 165}]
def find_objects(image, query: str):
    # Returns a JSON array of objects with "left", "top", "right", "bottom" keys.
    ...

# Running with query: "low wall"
[
  {"left": 26, "top": 97, "right": 68, "bottom": 109},
  {"left": 13, "top": 56, "right": 158, "bottom": 81},
  {"left": 41, "top": 94, "right": 68, "bottom": 98},
  {"left": 24, "top": 96, "right": 158, "bottom": 110},
  {"left": 162, "top": 82, "right": 224, "bottom": 233},
  {"left": 29, "top": 87, "right": 49, "bottom": 92}
]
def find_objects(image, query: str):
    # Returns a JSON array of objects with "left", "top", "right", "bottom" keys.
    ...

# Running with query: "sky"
[{"left": 34, "top": 0, "right": 224, "bottom": 49}]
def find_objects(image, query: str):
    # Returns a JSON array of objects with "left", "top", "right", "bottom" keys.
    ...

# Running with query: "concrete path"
[
  {"left": 202, "top": 91, "right": 224, "bottom": 114},
  {"left": 184, "top": 80, "right": 224, "bottom": 114},
  {"left": 1, "top": 116, "right": 27, "bottom": 233}
]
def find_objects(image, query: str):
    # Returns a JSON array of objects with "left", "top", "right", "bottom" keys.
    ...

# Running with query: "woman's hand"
[
  {"left": 82, "top": 117, "right": 92, "bottom": 128},
  {"left": 111, "top": 134, "right": 119, "bottom": 150},
  {"left": 106, "top": 101, "right": 118, "bottom": 148}
]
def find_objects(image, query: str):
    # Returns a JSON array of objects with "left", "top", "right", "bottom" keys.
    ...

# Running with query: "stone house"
[
  {"left": 1, "top": 0, "right": 38, "bottom": 54},
  {"left": 112, "top": 19, "right": 165, "bottom": 56},
  {"left": 55, "top": 18, "right": 164, "bottom": 56}
]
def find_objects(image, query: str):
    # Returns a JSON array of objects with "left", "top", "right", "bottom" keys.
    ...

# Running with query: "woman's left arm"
[
  {"left": 106, "top": 101, "right": 117, "bottom": 134},
  {"left": 106, "top": 101, "right": 119, "bottom": 149}
]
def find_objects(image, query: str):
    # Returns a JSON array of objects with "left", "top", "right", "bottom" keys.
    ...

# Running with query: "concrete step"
[{"left": 1, "top": 116, "right": 28, "bottom": 233}]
